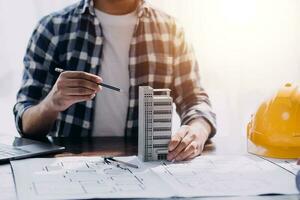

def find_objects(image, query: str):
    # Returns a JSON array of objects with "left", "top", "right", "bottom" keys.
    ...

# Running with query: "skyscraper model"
[{"left": 138, "top": 86, "right": 173, "bottom": 161}]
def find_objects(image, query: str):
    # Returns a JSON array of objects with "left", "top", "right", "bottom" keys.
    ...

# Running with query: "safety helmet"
[{"left": 247, "top": 83, "right": 300, "bottom": 159}]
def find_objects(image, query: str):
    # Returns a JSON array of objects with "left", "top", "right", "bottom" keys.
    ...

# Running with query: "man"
[{"left": 14, "top": 0, "right": 216, "bottom": 161}]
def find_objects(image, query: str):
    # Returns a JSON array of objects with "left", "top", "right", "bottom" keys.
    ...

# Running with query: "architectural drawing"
[
  {"left": 11, "top": 156, "right": 172, "bottom": 200},
  {"left": 138, "top": 86, "right": 173, "bottom": 161},
  {"left": 152, "top": 155, "right": 298, "bottom": 197},
  {"left": 11, "top": 155, "right": 298, "bottom": 200},
  {"left": 264, "top": 158, "right": 300, "bottom": 175}
]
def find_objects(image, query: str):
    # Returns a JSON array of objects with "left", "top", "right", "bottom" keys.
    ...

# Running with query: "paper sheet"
[
  {"left": 11, "top": 156, "right": 173, "bottom": 199},
  {"left": 151, "top": 155, "right": 298, "bottom": 197},
  {"left": 11, "top": 155, "right": 298, "bottom": 199},
  {"left": 263, "top": 157, "right": 300, "bottom": 175},
  {"left": 0, "top": 164, "right": 17, "bottom": 200}
]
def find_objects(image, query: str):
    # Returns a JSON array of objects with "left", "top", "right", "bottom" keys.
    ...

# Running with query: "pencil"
[
  {"left": 104, "top": 157, "right": 139, "bottom": 169},
  {"left": 54, "top": 68, "right": 124, "bottom": 93}
]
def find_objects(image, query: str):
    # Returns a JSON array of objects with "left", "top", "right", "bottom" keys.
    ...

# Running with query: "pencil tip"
[{"left": 55, "top": 68, "right": 64, "bottom": 73}]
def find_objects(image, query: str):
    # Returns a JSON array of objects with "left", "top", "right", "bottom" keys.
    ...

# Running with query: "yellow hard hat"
[{"left": 247, "top": 83, "right": 300, "bottom": 159}]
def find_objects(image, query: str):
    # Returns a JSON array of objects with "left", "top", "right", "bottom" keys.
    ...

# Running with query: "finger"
[
  {"left": 61, "top": 71, "right": 102, "bottom": 84},
  {"left": 175, "top": 141, "right": 198, "bottom": 161},
  {"left": 168, "top": 125, "right": 189, "bottom": 152},
  {"left": 64, "top": 79, "right": 101, "bottom": 92},
  {"left": 186, "top": 143, "right": 204, "bottom": 161},
  {"left": 185, "top": 151, "right": 199, "bottom": 161},
  {"left": 168, "top": 133, "right": 194, "bottom": 161},
  {"left": 68, "top": 94, "right": 96, "bottom": 104},
  {"left": 62, "top": 87, "right": 96, "bottom": 96},
  {"left": 185, "top": 153, "right": 197, "bottom": 161}
]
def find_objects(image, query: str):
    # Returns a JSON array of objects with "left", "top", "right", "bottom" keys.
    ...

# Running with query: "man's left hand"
[{"left": 167, "top": 118, "right": 211, "bottom": 161}]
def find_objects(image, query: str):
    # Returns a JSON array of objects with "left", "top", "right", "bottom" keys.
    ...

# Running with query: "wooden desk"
[
  {"left": 52, "top": 137, "right": 138, "bottom": 157},
  {"left": 1, "top": 136, "right": 299, "bottom": 200}
]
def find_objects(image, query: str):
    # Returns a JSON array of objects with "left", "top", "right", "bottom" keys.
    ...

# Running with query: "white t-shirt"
[{"left": 92, "top": 9, "right": 137, "bottom": 136}]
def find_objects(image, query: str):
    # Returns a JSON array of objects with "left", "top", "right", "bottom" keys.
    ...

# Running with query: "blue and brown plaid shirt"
[{"left": 14, "top": 0, "right": 216, "bottom": 138}]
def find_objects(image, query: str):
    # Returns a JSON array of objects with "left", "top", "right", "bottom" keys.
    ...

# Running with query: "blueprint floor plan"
[
  {"left": 11, "top": 155, "right": 298, "bottom": 199},
  {"left": 11, "top": 156, "right": 172, "bottom": 199}
]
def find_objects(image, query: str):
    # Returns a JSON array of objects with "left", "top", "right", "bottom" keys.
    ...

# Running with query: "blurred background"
[{"left": 0, "top": 0, "right": 299, "bottom": 144}]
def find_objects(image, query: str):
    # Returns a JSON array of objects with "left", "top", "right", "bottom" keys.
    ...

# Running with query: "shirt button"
[{"left": 83, "top": 121, "right": 90, "bottom": 129}]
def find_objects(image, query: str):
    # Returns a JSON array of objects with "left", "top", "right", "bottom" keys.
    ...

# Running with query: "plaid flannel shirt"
[{"left": 13, "top": 0, "right": 216, "bottom": 138}]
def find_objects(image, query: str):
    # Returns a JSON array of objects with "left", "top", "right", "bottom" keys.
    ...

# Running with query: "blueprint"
[
  {"left": 0, "top": 164, "right": 17, "bottom": 200},
  {"left": 262, "top": 157, "right": 300, "bottom": 175},
  {"left": 151, "top": 155, "right": 298, "bottom": 197},
  {"left": 11, "top": 156, "right": 173, "bottom": 199},
  {"left": 11, "top": 155, "right": 298, "bottom": 199}
]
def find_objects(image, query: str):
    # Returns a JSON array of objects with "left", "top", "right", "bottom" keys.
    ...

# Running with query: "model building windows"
[
  {"left": 153, "top": 110, "right": 172, "bottom": 115},
  {"left": 153, "top": 102, "right": 172, "bottom": 106}
]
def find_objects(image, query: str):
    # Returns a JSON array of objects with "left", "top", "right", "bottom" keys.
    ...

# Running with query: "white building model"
[{"left": 138, "top": 86, "right": 173, "bottom": 161}]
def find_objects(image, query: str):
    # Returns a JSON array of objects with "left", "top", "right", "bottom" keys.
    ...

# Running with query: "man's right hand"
[
  {"left": 44, "top": 71, "right": 102, "bottom": 112},
  {"left": 21, "top": 71, "right": 102, "bottom": 136}
]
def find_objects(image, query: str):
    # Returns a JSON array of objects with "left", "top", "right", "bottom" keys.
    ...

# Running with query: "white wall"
[
  {"left": 0, "top": 0, "right": 75, "bottom": 135},
  {"left": 0, "top": 0, "right": 299, "bottom": 137},
  {"left": 150, "top": 0, "right": 300, "bottom": 137}
]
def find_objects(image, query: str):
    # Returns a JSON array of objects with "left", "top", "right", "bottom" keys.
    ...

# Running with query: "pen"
[
  {"left": 54, "top": 68, "right": 124, "bottom": 93},
  {"left": 104, "top": 157, "right": 139, "bottom": 169}
]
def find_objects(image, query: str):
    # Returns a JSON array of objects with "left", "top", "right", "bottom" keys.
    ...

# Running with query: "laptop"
[{"left": 0, "top": 137, "right": 65, "bottom": 163}]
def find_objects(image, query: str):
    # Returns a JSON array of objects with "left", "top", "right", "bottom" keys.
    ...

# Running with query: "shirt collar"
[
  {"left": 77, "top": 0, "right": 150, "bottom": 18},
  {"left": 76, "top": 0, "right": 95, "bottom": 16},
  {"left": 137, "top": 0, "right": 151, "bottom": 18}
]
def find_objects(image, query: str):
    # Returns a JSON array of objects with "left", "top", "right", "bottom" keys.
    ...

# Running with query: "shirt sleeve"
[
  {"left": 171, "top": 22, "right": 217, "bottom": 138},
  {"left": 13, "top": 15, "right": 59, "bottom": 134}
]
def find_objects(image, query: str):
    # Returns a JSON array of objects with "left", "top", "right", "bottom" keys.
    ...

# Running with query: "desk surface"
[{"left": 1, "top": 135, "right": 299, "bottom": 200}]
